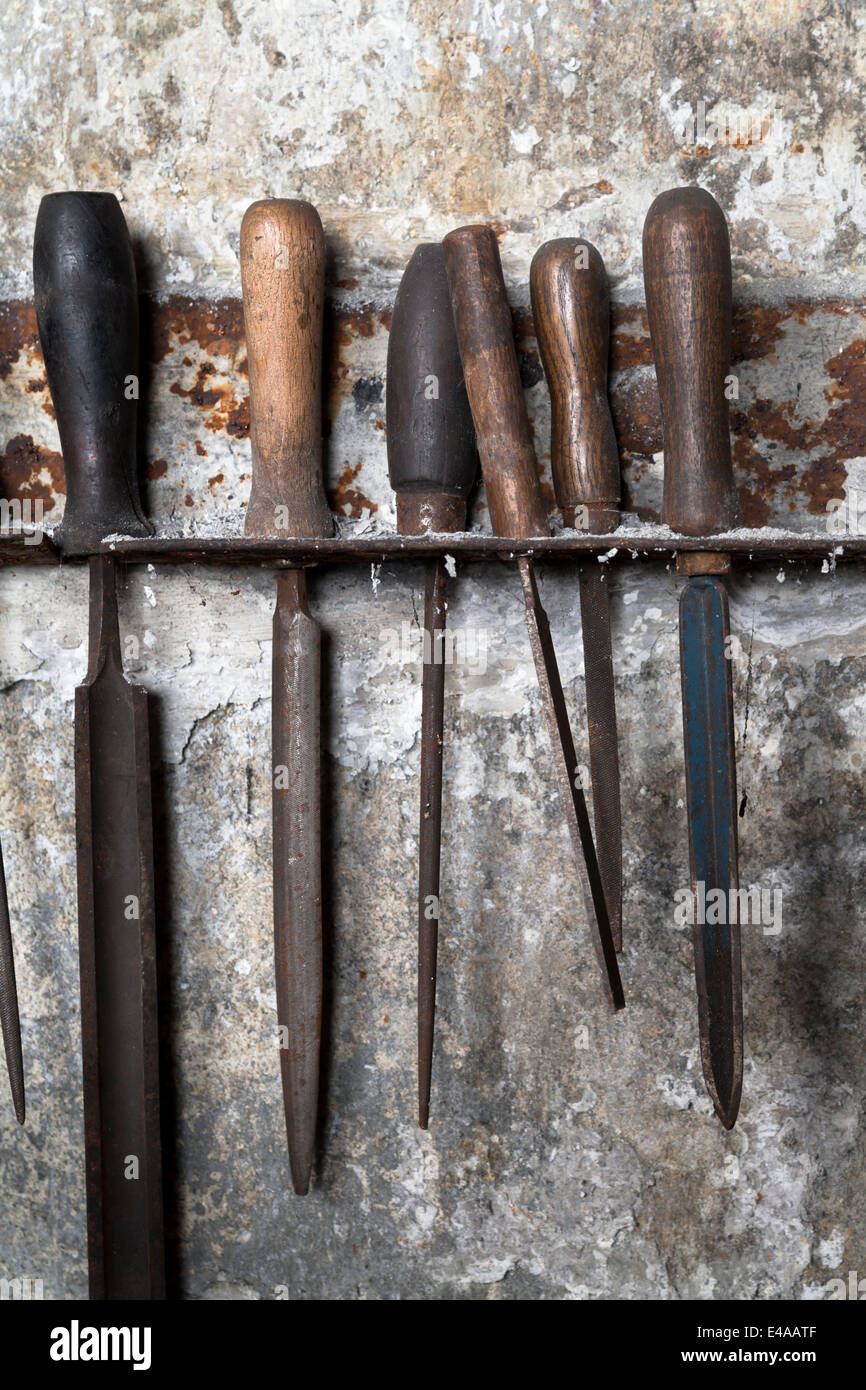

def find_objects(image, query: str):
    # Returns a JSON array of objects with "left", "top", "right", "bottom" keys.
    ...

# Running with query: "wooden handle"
[
  {"left": 643, "top": 187, "right": 739, "bottom": 537},
  {"left": 33, "top": 192, "right": 152, "bottom": 555},
  {"left": 386, "top": 243, "right": 477, "bottom": 535},
  {"left": 442, "top": 225, "right": 548, "bottom": 540},
  {"left": 241, "top": 199, "right": 333, "bottom": 539},
  {"left": 530, "top": 238, "right": 620, "bottom": 534}
]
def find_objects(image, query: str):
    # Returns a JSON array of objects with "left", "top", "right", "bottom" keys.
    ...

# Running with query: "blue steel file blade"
[{"left": 679, "top": 575, "right": 743, "bottom": 1129}]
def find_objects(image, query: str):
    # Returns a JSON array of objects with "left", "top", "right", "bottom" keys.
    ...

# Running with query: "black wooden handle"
[
  {"left": 386, "top": 243, "right": 477, "bottom": 535},
  {"left": 530, "top": 238, "right": 620, "bottom": 533},
  {"left": 643, "top": 187, "right": 740, "bottom": 537},
  {"left": 33, "top": 192, "right": 152, "bottom": 555}
]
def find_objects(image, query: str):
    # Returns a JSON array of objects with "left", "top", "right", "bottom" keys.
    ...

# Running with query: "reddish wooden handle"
[
  {"left": 530, "top": 238, "right": 620, "bottom": 534},
  {"left": 442, "top": 225, "right": 548, "bottom": 540},
  {"left": 643, "top": 187, "right": 739, "bottom": 537},
  {"left": 241, "top": 199, "right": 333, "bottom": 539}
]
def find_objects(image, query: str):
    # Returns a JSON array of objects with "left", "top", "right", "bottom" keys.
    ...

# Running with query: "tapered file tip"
[
  {"left": 6, "top": 1070, "right": 24, "bottom": 1124},
  {"left": 710, "top": 1074, "right": 742, "bottom": 1130},
  {"left": 610, "top": 976, "right": 626, "bottom": 1012},
  {"left": 705, "top": 1032, "right": 743, "bottom": 1130},
  {"left": 716, "top": 1100, "right": 740, "bottom": 1131},
  {"left": 290, "top": 1154, "right": 313, "bottom": 1197},
  {"left": 418, "top": 1105, "right": 430, "bottom": 1131}
]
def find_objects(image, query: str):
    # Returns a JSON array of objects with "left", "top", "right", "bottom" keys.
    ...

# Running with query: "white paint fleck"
[
  {"left": 510, "top": 125, "right": 541, "bottom": 154},
  {"left": 816, "top": 1229, "right": 846, "bottom": 1268},
  {"left": 458, "top": 1256, "right": 514, "bottom": 1285}
]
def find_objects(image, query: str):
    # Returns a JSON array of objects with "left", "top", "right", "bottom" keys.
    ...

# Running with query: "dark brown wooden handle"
[
  {"left": 241, "top": 199, "right": 333, "bottom": 539},
  {"left": 530, "top": 238, "right": 620, "bottom": 534},
  {"left": 442, "top": 225, "right": 548, "bottom": 540},
  {"left": 643, "top": 187, "right": 739, "bottom": 537},
  {"left": 386, "top": 243, "right": 477, "bottom": 535}
]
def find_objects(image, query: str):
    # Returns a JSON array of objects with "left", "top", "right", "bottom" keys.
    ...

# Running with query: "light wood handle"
[{"left": 241, "top": 199, "right": 333, "bottom": 539}]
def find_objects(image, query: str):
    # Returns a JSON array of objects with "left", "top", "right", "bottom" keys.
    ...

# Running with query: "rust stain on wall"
[
  {"left": 611, "top": 299, "right": 866, "bottom": 525},
  {"left": 805, "top": 335, "right": 866, "bottom": 515},
  {"left": 324, "top": 302, "right": 388, "bottom": 432},
  {"left": 0, "top": 433, "right": 63, "bottom": 510},
  {"left": 3, "top": 294, "right": 866, "bottom": 530},
  {"left": 147, "top": 296, "right": 245, "bottom": 366},
  {"left": 732, "top": 304, "right": 789, "bottom": 363},
  {"left": 332, "top": 304, "right": 382, "bottom": 346},
  {"left": 169, "top": 361, "right": 249, "bottom": 439},
  {"left": 0, "top": 302, "right": 38, "bottom": 381},
  {"left": 330, "top": 461, "right": 377, "bottom": 518},
  {"left": 612, "top": 375, "right": 662, "bottom": 459},
  {"left": 610, "top": 309, "right": 652, "bottom": 373}
]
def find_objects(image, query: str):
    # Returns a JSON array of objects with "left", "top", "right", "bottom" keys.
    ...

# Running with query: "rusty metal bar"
[
  {"left": 3, "top": 529, "right": 866, "bottom": 567},
  {"left": 100, "top": 534, "right": 866, "bottom": 564}
]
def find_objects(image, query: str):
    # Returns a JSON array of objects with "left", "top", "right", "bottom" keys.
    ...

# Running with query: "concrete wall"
[{"left": 0, "top": 0, "right": 864, "bottom": 1299}]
